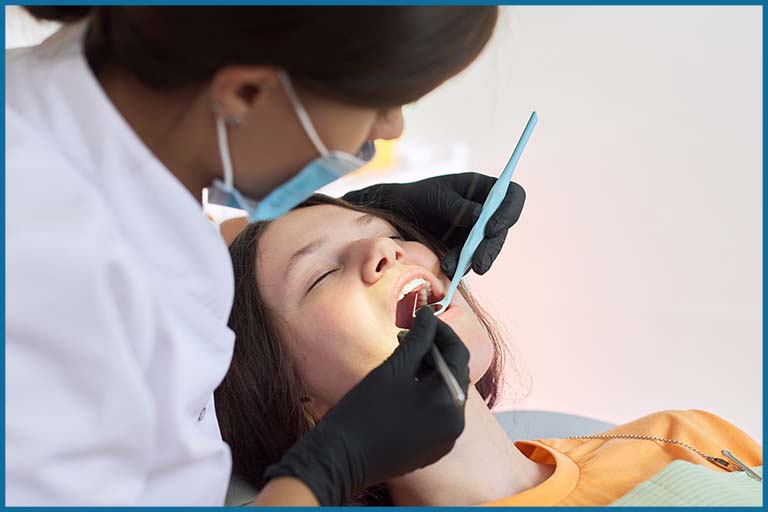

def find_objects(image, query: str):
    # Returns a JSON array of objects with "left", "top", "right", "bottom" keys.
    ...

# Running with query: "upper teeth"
[{"left": 398, "top": 278, "right": 431, "bottom": 301}]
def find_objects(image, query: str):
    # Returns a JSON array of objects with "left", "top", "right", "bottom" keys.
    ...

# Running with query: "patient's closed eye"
[
  {"left": 308, "top": 269, "right": 339, "bottom": 294},
  {"left": 306, "top": 233, "right": 401, "bottom": 294}
]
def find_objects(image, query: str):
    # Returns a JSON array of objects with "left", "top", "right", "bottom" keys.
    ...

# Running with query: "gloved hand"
[
  {"left": 263, "top": 308, "right": 470, "bottom": 505},
  {"left": 343, "top": 172, "right": 526, "bottom": 278}
]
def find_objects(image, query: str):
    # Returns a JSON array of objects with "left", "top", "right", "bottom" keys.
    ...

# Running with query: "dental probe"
[
  {"left": 427, "top": 111, "right": 538, "bottom": 316},
  {"left": 397, "top": 292, "right": 466, "bottom": 407}
]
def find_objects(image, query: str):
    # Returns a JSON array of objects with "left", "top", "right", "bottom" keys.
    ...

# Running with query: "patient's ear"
[{"left": 220, "top": 216, "right": 249, "bottom": 246}]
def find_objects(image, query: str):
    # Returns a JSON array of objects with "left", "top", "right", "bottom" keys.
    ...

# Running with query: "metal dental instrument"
[
  {"left": 428, "top": 341, "right": 466, "bottom": 406},
  {"left": 427, "top": 111, "right": 539, "bottom": 316},
  {"left": 397, "top": 293, "right": 466, "bottom": 407},
  {"left": 722, "top": 449, "right": 763, "bottom": 481}
]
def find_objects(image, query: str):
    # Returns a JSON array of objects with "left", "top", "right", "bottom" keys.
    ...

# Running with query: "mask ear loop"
[
  {"left": 214, "top": 113, "right": 235, "bottom": 190},
  {"left": 278, "top": 71, "right": 330, "bottom": 158},
  {"left": 213, "top": 72, "right": 328, "bottom": 192}
]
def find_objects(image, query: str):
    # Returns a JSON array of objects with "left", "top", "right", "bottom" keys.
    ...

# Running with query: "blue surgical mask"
[{"left": 207, "top": 71, "right": 376, "bottom": 222}]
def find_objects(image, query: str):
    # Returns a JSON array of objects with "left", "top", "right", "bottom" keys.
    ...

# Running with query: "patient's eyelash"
[
  {"left": 389, "top": 234, "right": 404, "bottom": 241},
  {"left": 308, "top": 269, "right": 338, "bottom": 293}
]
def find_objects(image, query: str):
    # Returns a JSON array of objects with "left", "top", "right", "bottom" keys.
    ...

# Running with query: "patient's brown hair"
[{"left": 215, "top": 194, "right": 507, "bottom": 505}]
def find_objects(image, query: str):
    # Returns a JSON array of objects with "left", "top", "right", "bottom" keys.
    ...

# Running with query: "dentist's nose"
[
  {"left": 360, "top": 238, "right": 405, "bottom": 285},
  {"left": 369, "top": 107, "right": 404, "bottom": 141}
]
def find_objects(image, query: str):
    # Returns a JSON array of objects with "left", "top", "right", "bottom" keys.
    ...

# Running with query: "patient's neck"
[{"left": 386, "top": 387, "right": 553, "bottom": 506}]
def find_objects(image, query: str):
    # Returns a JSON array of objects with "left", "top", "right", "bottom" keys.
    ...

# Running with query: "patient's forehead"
[
  {"left": 261, "top": 205, "right": 358, "bottom": 256},
  {"left": 257, "top": 204, "right": 391, "bottom": 274}
]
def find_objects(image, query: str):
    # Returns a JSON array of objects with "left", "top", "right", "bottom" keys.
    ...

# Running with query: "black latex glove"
[
  {"left": 343, "top": 172, "right": 526, "bottom": 278},
  {"left": 263, "top": 308, "right": 470, "bottom": 505}
]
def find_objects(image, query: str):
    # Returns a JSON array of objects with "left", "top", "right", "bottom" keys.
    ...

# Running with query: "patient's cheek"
[
  {"left": 286, "top": 308, "right": 334, "bottom": 360},
  {"left": 402, "top": 242, "right": 441, "bottom": 273},
  {"left": 286, "top": 304, "right": 388, "bottom": 405}
]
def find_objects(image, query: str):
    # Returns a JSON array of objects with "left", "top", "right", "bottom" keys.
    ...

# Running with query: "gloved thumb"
[
  {"left": 432, "top": 320, "right": 470, "bottom": 385},
  {"left": 390, "top": 307, "right": 437, "bottom": 376},
  {"left": 471, "top": 233, "right": 507, "bottom": 275},
  {"left": 436, "top": 185, "right": 482, "bottom": 229}
]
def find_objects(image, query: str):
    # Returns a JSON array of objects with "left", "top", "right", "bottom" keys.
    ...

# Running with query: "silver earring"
[
  {"left": 225, "top": 112, "right": 245, "bottom": 126},
  {"left": 211, "top": 102, "right": 244, "bottom": 126}
]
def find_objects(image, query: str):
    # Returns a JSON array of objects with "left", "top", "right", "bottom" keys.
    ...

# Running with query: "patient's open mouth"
[{"left": 395, "top": 278, "right": 435, "bottom": 329}]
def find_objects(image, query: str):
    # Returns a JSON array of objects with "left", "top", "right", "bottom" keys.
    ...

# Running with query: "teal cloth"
[{"left": 610, "top": 460, "right": 763, "bottom": 506}]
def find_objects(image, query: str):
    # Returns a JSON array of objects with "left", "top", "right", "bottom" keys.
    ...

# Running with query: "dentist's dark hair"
[
  {"left": 214, "top": 194, "right": 514, "bottom": 506},
  {"left": 24, "top": 6, "right": 497, "bottom": 108}
]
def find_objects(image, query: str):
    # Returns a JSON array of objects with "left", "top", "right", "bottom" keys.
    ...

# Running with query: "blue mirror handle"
[{"left": 434, "top": 111, "right": 538, "bottom": 315}]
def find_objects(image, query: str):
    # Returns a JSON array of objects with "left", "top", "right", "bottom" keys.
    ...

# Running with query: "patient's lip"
[
  {"left": 427, "top": 302, "right": 445, "bottom": 314},
  {"left": 389, "top": 267, "right": 445, "bottom": 324},
  {"left": 435, "top": 301, "right": 461, "bottom": 323}
]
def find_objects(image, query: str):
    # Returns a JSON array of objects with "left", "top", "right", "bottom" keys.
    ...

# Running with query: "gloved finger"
[
  {"left": 447, "top": 172, "right": 495, "bottom": 203},
  {"left": 431, "top": 319, "right": 470, "bottom": 388},
  {"left": 420, "top": 354, "right": 470, "bottom": 399},
  {"left": 398, "top": 329, "right": 438, "bottom": 376},
  {"left": 420, "top": 358, "right": 470, "bottom": 396},
  {"left": 440, "top": 247, "right": 458, "bottom": 279},
  {"left": 435, "top": 181, "right": 483, "bottom": 229},
  {"left": 485, "top": 182, "right": 526, "bottom": 238},
  {"left": 440, "top": 246, "right": 474, "bottom": 279},
  {"left": 392, "top": 307, "right": 438, "bottom": 375},
  {"left": 471, "top": 232, "right": 507, "bottom": 275}
]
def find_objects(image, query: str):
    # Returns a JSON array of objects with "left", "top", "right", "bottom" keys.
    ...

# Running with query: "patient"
[{"left": 215, "top": 194, "right": 761, "bottom": 506}]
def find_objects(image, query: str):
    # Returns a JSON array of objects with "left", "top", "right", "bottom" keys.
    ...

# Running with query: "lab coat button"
[{"left": 198, "top": 407, "right": 206, "bottom": 421}]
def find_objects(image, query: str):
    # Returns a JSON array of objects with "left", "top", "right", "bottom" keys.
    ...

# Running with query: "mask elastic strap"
[
  {"left": 279, "top": 71, "right": 330, "bottom": 157},
  {"left": 215, "top": 114, "right": 235, "bottom": 189}
]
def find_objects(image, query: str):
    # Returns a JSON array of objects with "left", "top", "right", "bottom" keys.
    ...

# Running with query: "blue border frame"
[
  {"left": 6, "top": 0, "right": 768, "bottom": 5},
  {"left": 1, "top": 2, "right": 764, "bottom": 510},
  {"left": 1, "top": 3, "right": 5, "bottom": 508}
]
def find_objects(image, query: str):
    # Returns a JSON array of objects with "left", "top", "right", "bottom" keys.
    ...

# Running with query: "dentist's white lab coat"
[{"left": 7, "top": 23, "right": 236, "bottom": 505}]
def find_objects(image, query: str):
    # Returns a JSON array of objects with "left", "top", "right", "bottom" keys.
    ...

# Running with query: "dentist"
[{"left": 7, "top": 6, "right": 525, "bottom": 506}]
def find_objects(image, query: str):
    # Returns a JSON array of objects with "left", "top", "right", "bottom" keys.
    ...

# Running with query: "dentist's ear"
[{"left": 209, "top": 66, "right": 283, "bottom": 120}]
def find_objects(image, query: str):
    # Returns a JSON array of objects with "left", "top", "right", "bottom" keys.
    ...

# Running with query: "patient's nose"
[{"left": 361, "top": 238, "right": 404, "bottom": 285}]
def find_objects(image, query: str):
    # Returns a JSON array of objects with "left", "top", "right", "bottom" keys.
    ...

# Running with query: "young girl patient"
[{"left": 215, "top": 194, "right": 761, "bottom": 506}]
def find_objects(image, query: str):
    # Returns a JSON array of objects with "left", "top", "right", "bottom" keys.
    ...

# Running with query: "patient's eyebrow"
[
  {"left": 355, "top": 213, "right": 378, "bottom": 226},
  {"left": 285, "top": 237, "right": 327, "bottom": 277}
]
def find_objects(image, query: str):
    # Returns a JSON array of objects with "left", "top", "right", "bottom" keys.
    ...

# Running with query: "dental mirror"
[{"left": 426, "top": 111, "right": 538, "bottom": 317}]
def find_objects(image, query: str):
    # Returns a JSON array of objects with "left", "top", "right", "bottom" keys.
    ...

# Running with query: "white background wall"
[{"left": 7, "top": 6, "right": 762, "bottom": 440}]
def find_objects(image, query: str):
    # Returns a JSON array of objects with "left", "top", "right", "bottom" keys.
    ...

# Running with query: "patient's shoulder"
[
  {"left": 613, "top": 409, "right": 753, "bottom": 435},
  {"left": 604, "top": 409, "right": 762, "bottom": 465}
]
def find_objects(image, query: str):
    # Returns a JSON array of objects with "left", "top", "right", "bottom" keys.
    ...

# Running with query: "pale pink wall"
[{"left": 334, "top": 6, "right": 763, "bottom": 440}]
